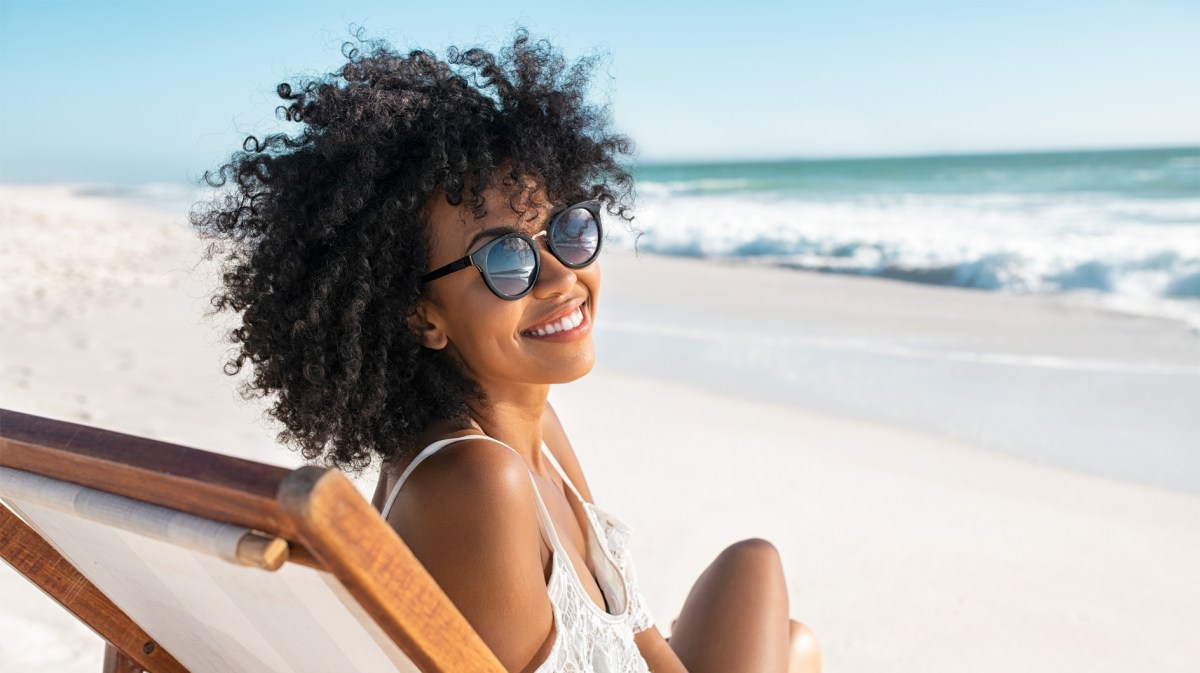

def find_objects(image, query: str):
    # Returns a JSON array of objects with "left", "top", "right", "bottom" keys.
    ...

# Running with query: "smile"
[{"left": 524, "top": 306, "right": 584, "bottom": 336}]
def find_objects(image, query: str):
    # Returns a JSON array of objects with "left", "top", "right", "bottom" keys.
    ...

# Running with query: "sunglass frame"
[{"left": 420, "top": 200, "right": 604, "bottom": 300}]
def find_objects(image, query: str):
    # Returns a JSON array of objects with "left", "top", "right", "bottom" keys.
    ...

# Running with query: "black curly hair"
[{"left": 190, "top": 28, "right": 637, "bottom": 473}]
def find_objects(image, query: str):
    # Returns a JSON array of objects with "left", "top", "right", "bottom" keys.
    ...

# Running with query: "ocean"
[{"left": 622, "top": 146, "right": 1200, "bottom": 329}]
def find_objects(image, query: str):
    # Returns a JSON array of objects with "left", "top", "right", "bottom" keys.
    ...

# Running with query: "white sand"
[{"left": 1, "top": 184, "right": 1197, "bottom": 672}]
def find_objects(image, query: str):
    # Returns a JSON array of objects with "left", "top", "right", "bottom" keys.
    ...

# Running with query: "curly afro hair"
[{"left": 190, "top": 28, "right": 636, "bottom": 473}]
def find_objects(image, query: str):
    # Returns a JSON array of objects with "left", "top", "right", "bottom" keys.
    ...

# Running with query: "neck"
[{"left": 465, "top": 381, "right": 550, "bottom": 471}]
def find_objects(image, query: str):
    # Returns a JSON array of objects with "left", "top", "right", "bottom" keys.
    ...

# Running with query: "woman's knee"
[
  {"left": 718, "top": 537, "right": 783, "bottom": 571},
  {"left": 789, "top": 619, "right": 821, "bottom": 673},
  {"left": 697, "top": 537, "right": 788, "bottom": 603}
]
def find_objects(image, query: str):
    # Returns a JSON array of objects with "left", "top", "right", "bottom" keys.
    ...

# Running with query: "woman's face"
[{"left": 410, "top": 181, "right": 600, "bottom": 392}]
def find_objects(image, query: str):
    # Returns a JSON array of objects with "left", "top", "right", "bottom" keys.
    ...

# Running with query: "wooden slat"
[
  {"left": 103, "top": 643, "right": 149, "bottom": 673},
  {"left": 0, "top": 504, "right": 189, "bottom": 673},
  {"left": 286, "top": 543, "right": 324, "bottom": 570},
  {"left": 0, "top": 409, "right": 297, "bottom": 538},
  {"left": 0, "top": 408, "right": 503, "bottom": 671},
  {"left": 278, "top": 467, "right": 508, "bottom": 673}
]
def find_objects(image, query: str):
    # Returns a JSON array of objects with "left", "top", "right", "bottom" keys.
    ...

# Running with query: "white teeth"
[
  {"left": 559, "top": 308, "right": 582, "bottom": 331},
  {"left": 527, "top": 306, "right": 584, "bottom": 337}
]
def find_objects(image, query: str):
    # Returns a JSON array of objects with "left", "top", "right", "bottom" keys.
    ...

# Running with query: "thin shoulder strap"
[
  {"left": 380, "top": 434, "right": 492, "bottom": 519},
  {"left": 378, "top": 434, "right": 568, "bottom": 554},
  {"left": 540, "top": 441, "right": 587, "bottom": 504}
]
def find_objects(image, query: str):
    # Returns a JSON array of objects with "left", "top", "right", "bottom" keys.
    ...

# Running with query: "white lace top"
[{"left": 381, "top": 434, "right": 654, "bottom": 673}]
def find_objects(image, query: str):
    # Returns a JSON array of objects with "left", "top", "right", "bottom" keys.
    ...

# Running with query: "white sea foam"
[{"left": 609, "top": 189, "right": 1200, "bottom": 328}]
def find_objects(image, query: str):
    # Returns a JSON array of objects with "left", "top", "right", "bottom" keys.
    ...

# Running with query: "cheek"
[
  {"left": 583, "top": 262, "right": 601, "bottom": 305},
  {"left": 454, "top": 294, "right": 526, "bottom": 350}
]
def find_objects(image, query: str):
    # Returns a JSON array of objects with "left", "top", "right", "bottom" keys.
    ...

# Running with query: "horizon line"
[
  {"left": 632, "top": 142, "right": 1200, "bottom": 167},
  {"left": 0, "top": 142, "right": 1197, "bottom": 187}
]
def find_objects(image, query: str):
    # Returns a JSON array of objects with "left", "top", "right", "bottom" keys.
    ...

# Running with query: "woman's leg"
[
  {"left": 670, "top": 618, "right": 822, "bottom": 673},
  {"left": 788, "top": 620, "right": 821, "bottom": 673},
  {"left": 666, "top": 538, "right": 798, "bottom": 673}
]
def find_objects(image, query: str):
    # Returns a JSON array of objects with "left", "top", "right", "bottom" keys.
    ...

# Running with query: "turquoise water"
[
  {"left": 621, "top": 146, "right": 1200, "bottom": 327},
  {"left": 633, "top": 146, "right": 1199, "bottom": 200}
]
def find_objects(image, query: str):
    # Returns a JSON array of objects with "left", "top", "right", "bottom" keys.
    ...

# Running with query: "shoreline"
[{"left": 593, "top": 247, "right": 1200, "bottom": 494}]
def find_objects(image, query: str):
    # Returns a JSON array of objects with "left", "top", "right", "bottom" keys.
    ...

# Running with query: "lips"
[
  {"left": 521, "top": 298, "right": 587, "bottom": 336},
  {"left": 525, "top": 306, "right": 584, "bottom": 336}
]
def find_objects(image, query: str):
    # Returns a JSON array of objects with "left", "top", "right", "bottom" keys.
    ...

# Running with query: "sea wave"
[{"left": 608, "top": 190, "right": 1200, "bottom": 328}]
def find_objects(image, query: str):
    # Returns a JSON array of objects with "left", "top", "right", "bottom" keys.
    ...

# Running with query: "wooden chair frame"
[{"left": 0, "top": 408, "right": 507, "bottom": 673}]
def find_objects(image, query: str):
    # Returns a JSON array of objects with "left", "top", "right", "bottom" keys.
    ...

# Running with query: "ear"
[{"left": 406, "top": 300, "right": 449, "bottom": 350}]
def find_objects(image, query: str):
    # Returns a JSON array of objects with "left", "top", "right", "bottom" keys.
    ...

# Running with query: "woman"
[{"left": 192, "top": 29, "right": 820, "bottom": 673}]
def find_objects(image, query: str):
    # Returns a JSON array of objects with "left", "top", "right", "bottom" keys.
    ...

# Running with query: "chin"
[
  {"left": 547, "top": 350, "right": 596, "bottom": 384},
  {"left": 565, "top": 358, "right": 596, "bottom": 382}
]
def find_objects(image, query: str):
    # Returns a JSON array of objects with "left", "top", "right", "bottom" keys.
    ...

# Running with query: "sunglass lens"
[
  {"left": 485, "top": 236, "right": 537, "bottom": 297},
  {"left": 551, "top": 207, "right": 600, "bottom": 266}
]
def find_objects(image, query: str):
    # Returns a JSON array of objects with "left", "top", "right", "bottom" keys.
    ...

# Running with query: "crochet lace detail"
[
  {"left": 586, "top": 502, "right": 656, "bottom": 634},
  {"left": 533, "top": 499, "right": 653, "bottom": 673}
]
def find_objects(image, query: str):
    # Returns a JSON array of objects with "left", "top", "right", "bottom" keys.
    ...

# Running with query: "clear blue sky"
[{"left": 1, "top": 0, "right": 1197, "bottom": 183}]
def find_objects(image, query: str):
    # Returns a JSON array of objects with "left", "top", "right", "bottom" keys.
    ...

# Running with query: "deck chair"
[{"left": 0, "top": 408, "right": 508, "bottom": 673}]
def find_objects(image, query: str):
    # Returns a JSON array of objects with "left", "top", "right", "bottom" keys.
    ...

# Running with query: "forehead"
[{"left": 425, "top": 182, "right": 553, "bottom": 250}]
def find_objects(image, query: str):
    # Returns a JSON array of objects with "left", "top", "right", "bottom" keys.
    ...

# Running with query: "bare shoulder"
[
  {"left": 385, "top": 435, "right": 542, "bottom": 546},
  {"left": 388, "top": 438, "right": 538, "bottom": 530},
  {"left": 386, "top": 438, "right": 555, "bottom": 673},
  {"left": 541, "top": 402, "right": 595, "bottom": 503}
]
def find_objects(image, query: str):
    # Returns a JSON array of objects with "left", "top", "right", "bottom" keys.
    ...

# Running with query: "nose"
[{"left": 531, "top": 236, "right": 577, "bottom": 298}]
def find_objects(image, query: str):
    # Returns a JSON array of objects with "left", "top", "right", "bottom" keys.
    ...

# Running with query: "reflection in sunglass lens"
[
  {"left": 551, "top": 208, "right": 600, "bottom": 266},
  {"left": 485, "top": 236, "right": 537, "bottom": 297}
]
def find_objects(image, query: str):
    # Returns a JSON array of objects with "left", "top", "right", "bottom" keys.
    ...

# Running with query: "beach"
[{"left": 1, "top": 184, "right": 1198, "bottom": 672}]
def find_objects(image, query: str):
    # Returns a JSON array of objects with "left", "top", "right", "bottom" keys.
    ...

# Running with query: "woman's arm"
[
  {"left": 634, "top": 627, "right": 689, "bottom": 673},
  {"left": 385, "top": 439, "right": 557, "bottom": 673}
]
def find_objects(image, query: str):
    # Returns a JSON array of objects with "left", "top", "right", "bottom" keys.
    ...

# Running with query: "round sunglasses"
[{"left": 421, "top": 200, "right": 603, "bottom": 300}]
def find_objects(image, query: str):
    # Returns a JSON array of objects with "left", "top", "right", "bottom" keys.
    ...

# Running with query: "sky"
[{"left": 0, "top": 0, "right": 1197, "bottom": 183}]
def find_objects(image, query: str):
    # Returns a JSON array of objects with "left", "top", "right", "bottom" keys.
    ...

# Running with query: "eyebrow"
[
  {"left": 461, "top": 203, "right": 568, "bottom": 255},
  {"left": 463, "top": 225, "right": 520, "bottom": 255}
]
